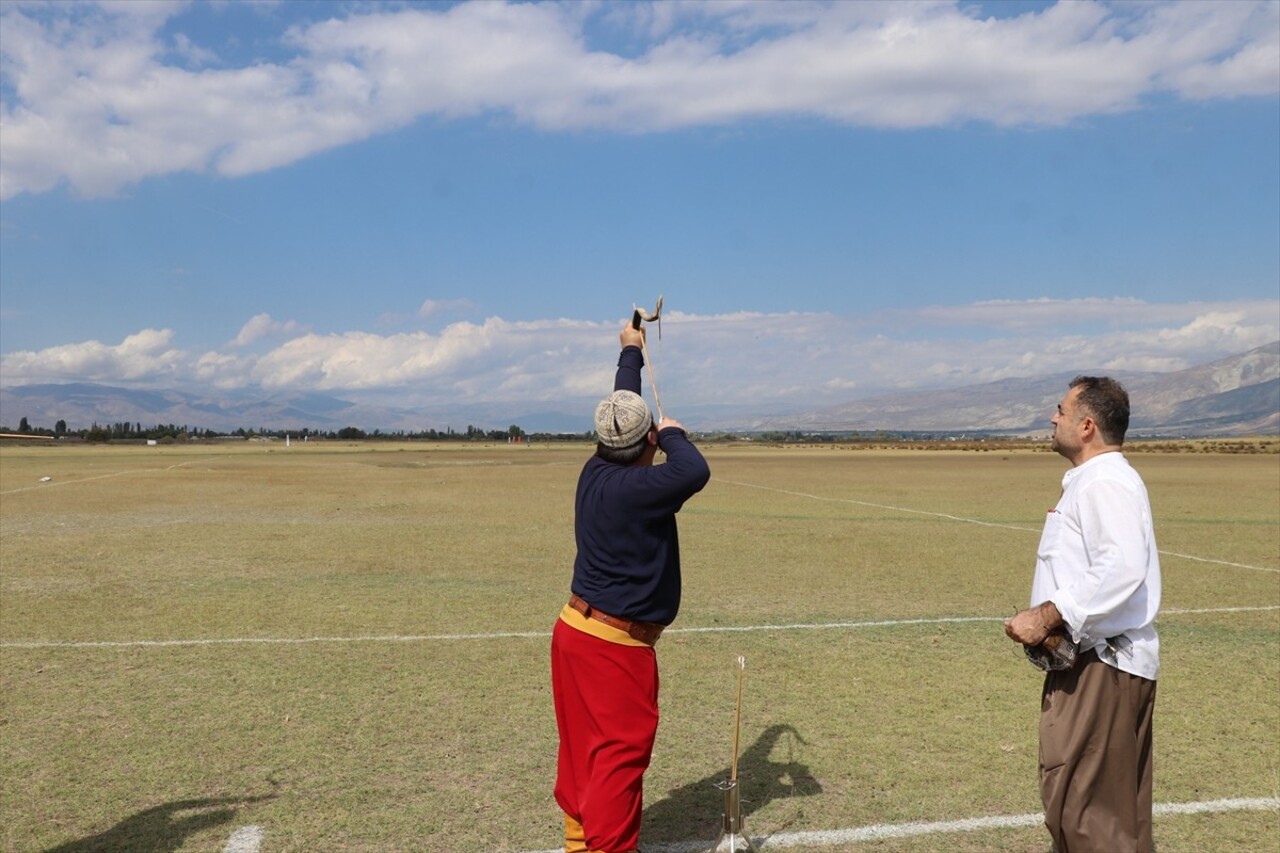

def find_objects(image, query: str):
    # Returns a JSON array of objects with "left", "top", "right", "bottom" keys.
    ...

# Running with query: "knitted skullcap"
[{"left": 594, "top": 390, "right": 653, "bottom": 448}]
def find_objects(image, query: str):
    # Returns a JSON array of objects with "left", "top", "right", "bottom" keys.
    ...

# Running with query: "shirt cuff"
[{"left": 1049, "top": 591, "right": 1086, "bottom": 642}]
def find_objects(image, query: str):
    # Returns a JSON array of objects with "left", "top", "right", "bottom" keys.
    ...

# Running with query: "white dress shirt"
[{"left": 1030, "top": 451, "right": 1162, "bottom": 680}]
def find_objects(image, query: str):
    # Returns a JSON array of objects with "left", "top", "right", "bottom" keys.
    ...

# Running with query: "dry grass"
[{"left": 1, "top": 441, "right": 1277, "bottom": 852}]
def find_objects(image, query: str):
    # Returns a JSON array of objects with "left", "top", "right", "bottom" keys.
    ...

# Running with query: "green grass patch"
[{"left": 2, "top": 442, "right": 1276, "bottom": 852}]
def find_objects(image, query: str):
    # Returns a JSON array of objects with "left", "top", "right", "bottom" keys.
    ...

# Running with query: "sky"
[{"left": 1, "top": 0, "right": 1278, "bottom": 427}]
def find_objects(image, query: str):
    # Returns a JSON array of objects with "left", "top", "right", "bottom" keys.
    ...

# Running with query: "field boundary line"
[
  {"left": 518, "top": 796, "right": 1280, "bottom": 852},
  {"left": 716, "top": 478, "right": 1039, "bottom": 532},
  {"left": 4, "top": 606, "right": 1275, "bottom": 650},
  {"left": 717, "top": 478, "right": 1280, "bottom": 573},
  {"left": 1160, "top": 550, "right": 1280, "bottom": 574},
  {"left": 0, "top": 456, "right": 225, "bottom": 495}
]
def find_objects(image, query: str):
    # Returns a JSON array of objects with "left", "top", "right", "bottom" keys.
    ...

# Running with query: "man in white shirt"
[{"left": 1005, "top": 375, "right": 1161, "bottom": 853}]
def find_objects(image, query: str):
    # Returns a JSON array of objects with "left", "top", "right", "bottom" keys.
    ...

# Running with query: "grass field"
[{"left": 1, "top": 440, "right": 1277, "bottom": 853}]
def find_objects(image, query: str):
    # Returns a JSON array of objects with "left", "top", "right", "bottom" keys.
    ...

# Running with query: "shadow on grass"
[
  {"left": 644, "top": 723, "right": 821, "bottom": 846},
  {"left": 42, "top": 794, "right": 275, "bottom": 853}
]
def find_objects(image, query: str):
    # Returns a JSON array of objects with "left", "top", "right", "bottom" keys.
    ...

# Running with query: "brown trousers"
[{"left": 1039, "top": 650, "right": 1157, "bottom": 853}]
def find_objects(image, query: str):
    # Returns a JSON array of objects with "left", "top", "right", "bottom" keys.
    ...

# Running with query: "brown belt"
[{"left": 568, "top": 594, "right": 664, "bottom": 646}]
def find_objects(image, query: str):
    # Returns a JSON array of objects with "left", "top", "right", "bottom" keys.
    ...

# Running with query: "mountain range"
[
  {"left": 735, "top": 341, "right": 1279, "bottom": 437},
  {"left": 1, "top": 342, "right": 1277, "bottom": 437}
]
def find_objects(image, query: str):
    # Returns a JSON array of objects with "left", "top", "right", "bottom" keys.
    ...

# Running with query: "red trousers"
[{"left": 551, "top": 617, "right": 659, "bottom": 853}]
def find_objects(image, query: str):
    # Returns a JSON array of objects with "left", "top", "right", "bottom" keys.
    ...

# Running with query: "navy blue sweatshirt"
[{"left": 570, "top": 346, "right": 710, "bottom": 625}]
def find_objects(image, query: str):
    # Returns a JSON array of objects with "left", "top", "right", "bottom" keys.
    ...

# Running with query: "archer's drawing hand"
[
  {"left": 657, "top": 417, "right": 685, "bottom": 435},
  {"left": 621, "top": 323, "right": 645, "bottom": 350}
]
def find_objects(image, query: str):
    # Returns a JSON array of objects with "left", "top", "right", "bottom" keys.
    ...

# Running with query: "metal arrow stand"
[{"left": 708, "top": 656, "right": 757, "bottom": 853}]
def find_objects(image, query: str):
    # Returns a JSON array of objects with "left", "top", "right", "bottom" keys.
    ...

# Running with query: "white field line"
[
  {"left": 3, "top": 606, "right": 1275, "bottom": 650},
  {"left": 0, "top": 457, "right": 225, "bottom": 496},
  {"left": 222, "top": 824, "right": 263, "bottom": 853},
  {"left": 717, "top": 478, "right": 1040, "bottom": 533},
  {"left": 717, "top": 478, "right": 1280, "bottom": 573},
  {"left": 518, "top": 797, "right": 1280, "bottom": 853},
  {"left": 1160, "top": 550, "right": 1280, "bottom": 573}
]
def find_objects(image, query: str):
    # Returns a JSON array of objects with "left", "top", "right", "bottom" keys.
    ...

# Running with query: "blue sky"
[{"left": 1, "top": 0, "right": 1278, "bottom": 426}]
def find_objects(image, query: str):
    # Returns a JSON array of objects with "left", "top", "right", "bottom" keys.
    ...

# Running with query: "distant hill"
[
  {"left": 0, "top": 383, "right": 414, "bottom": 434},
  {"left": 2, "top": 342, "right": 1277, "bottom": 437},
  {"left": 735, "top": 341, "right": 1280, "bottom": 437},
  {"left": 0, "top": 382, "right": 594, "bottom": 435}
]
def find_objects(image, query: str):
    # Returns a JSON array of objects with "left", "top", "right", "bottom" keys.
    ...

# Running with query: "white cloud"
[
  {"left": 170, "top": 32, "right": 219, "bottom": 69},
  {"left": 245, "top": 316, "right": 607, "bottom": 394},
  {"left": 3, "top": 301, "right": 1274, "bottom": 420},
  {"left": 2, "top": 0, "right": 1275, "bottom": 199},
  {"left": 904, "top": 297, "right": 1280, "bottom": 332},
  {"left": 193, "top": 350, "right": 256, "bottom": 390},
  {"left": 1143, "top": 0, "right": 1280, "bottom": 99},
  {"left": 229, "top": 313, "right": 307, "bottom": 347},
  {"left": 0, "top": 328, "right": 187, "bottom": 383},
  {"left": 418, "top": 298, "right": 476, "bottom": 319}
]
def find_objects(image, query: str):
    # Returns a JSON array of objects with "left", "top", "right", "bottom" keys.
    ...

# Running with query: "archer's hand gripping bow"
[{"left": 630, "top": 296, "right": 665, "bottom": 421}]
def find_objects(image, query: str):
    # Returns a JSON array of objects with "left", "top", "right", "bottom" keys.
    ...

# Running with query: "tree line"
[{"left": 1, "top": 417, "right": 605, "bottom": 444}]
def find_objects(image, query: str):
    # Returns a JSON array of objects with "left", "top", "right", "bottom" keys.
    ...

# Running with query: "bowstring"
[{"left": 639, "top": 312, "right": 665, "bottom": 421}]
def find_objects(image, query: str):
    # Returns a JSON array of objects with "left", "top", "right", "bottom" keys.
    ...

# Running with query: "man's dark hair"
[
  {"left": 596, "top": 437, "right": 648, "bottom": 465},
  {"left": 1069, "top": 375, "right": 1130, "bottom": 446}
]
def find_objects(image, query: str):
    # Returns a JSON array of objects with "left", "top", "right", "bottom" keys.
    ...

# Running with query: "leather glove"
[{"left": 1024, "top": 627, "right": 1078, "bottom": 672}]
